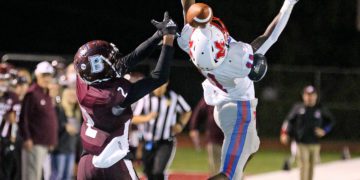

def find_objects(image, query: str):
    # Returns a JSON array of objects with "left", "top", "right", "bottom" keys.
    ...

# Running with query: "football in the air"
[{"left": 186, "top": 3, "right": 213, "bottom": 28}]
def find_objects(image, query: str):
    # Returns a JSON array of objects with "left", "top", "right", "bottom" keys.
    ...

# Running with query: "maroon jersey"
[{"left": 76, "top": 76, "right": 133, "bottom": 155}]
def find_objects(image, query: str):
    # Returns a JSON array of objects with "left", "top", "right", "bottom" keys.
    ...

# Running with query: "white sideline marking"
[{"left": 245, "top": 158, "right": 360, "bottom": 180}]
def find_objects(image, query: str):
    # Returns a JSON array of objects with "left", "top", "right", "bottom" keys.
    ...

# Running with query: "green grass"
[
  {"left": 169, "top": 147, "right": 359, "bottom": 175},
  {"left": 169, "top": 148, "right": 209, "bottom": 172}
]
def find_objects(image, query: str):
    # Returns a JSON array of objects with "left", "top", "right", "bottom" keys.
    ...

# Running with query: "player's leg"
[
  {"left": 77, "top": 154, "right": 92, "bottom": 180},
  {"left": 212, "top": 99, "right": 259, "bottom": 180},
  {"left": 77, "top": 154, "right": 137, "bottom": 180},
  {"left": 208, "top": 173, "right": 228, "bottom": 180},
  {"left": 231, "top": 100, "right": 259, "bottom": 179},
  {"left": 211, "top": 101, "right": 238, "bottom": 180}
]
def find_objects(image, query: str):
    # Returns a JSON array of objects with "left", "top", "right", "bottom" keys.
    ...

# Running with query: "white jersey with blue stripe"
[{"left": 178, "top": 24, "right": 255, "bottom": 105}]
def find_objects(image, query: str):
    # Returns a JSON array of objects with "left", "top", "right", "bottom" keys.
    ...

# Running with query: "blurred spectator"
[
  {"left": 58, "top": 63, "right": 77, "bottom": 89},
  {"left": 50, "top": 86, "right": 80, "bottom": 180},
  {"left": 51, "top": 60, "right": 66, "bottom": 82},
  {"left": 0, "top": 63, "right": 20, "bottom": 180},
  {"left": 137, "top": 82, "right": 192, "bottom": 180},
  {"left": 7, "top": 69, "right": 31, "bottom": 180},
  {"left": 16, "top": 68, "right": 32, "bottom": 86},
  {"left": 11, "top": 74, "right": 30, "bottom": 101},
  {"left": 61, "top": 63, "right": 82, "bottom": 166},
  {"left": 64, "top": 63, "right": 76, "bottom": 89},
  {"left": 280, "top": 85, "right": 336, "bottom": 180},
  {"left": 19, "top": 61, "right": 58, "bottom": 180},
  {"left": 189, "top": 97, "right": 224, "bottom": 176}
]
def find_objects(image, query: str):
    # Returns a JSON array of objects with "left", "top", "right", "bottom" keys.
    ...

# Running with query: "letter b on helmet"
[{"left": 88, "top": 55, "right": 105, "bottom": 74}]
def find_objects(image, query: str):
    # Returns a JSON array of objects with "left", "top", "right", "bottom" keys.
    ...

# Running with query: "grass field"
[{"left": 169, "top": 147, "right": 357, "bottom": 175}]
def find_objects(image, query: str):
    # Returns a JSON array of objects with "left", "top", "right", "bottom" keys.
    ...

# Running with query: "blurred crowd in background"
[
  {"left": 0, "top": 61, "right": 82, "bottom": 180},
  {"left": 0, "top": 56, "right": 358, "bottom": 180},
  {"left": 0, "top": 60, "right": 195, "bottom": 180}
]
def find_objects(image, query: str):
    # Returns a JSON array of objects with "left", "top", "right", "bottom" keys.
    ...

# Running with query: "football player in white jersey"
[{"left": 178, "top": 0, "right": 299, "bottom": 179}]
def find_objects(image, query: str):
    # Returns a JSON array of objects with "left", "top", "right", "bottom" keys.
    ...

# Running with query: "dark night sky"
[{"left": 0, "top": 0, "right": 359, "bottom": 67}]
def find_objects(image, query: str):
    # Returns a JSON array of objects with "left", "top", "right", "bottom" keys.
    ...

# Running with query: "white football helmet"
[{"left": 189, "top": 17, "right": 230, "bottom": 71}]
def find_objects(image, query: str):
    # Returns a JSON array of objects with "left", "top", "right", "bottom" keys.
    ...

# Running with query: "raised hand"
[{"left": 151, "top": 11, "right": 178, "bottom": 36}]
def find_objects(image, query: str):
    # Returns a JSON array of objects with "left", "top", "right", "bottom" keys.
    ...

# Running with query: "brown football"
[{"left": 186, "top": 3, "right": 213, "bottom": 28}]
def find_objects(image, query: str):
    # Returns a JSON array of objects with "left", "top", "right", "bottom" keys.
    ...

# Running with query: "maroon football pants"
[{"left": 77, "top": 154, "right": 138, "bottom": 180}]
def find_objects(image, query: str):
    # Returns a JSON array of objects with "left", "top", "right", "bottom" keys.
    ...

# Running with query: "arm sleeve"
[
  {"left": 18, "top": 93, "right": 33, "bottom": 141},
  {"left": 321, "top": 106, "right": 336, "bottom": 133},
  {"left": 120, "top": 45, "right": 174, "bottom": 107},
  {"left": 116, "top": 31, "right": 162, "bottom": 74},
  {"left": 255, "top": 0, "right": 296, "bottom": 54}
]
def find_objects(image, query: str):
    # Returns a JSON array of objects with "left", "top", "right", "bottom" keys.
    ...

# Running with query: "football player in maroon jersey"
[{"left": 74, "top": 12, "right": 177, "bottom": 180}]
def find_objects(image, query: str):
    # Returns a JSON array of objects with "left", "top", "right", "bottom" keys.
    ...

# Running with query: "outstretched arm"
[
  {"left": 117, "top": 12, "right": 177, "bottom": 75},
  {"left": 251, "top": 0, "right": 298, "bottom": 54},
  {"left": 121, "top": 13, "right": 177, "bottom": 107},
  {"left": 115, "top": 31, "right": 162, "bottom": 75},
  {"left": 121, "top": 35, "right": 175, "bottom": 107},
  {"left": 181, "top": 0, "right": 195, "bottom": 25}
]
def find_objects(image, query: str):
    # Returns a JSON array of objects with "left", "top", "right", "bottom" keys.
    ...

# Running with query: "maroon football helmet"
[{"left": 74, "top": 40, "right": 122, "bottom": 84}]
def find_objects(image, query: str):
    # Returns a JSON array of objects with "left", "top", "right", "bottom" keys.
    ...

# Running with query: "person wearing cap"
[
  {"left": 280, "top": 85, "right": 336, "bottom": 180},
  {"left": 18, "top": 61, "right": 58, "bottom": 180}
]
